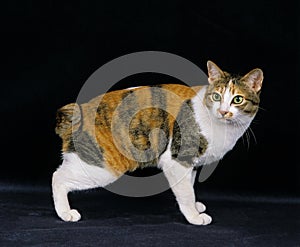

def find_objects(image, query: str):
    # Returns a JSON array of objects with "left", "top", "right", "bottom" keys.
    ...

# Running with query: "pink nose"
[{"left": 218, "top": 109, "right": 229, "bottom": 116}]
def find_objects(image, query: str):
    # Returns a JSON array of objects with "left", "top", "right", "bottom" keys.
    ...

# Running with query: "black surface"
[{"left": 0, "top": 186, "right": 299, "bottom": 247}]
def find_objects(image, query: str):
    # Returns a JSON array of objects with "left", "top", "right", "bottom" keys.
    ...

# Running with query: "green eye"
[
  {"left": 212, "top": 92, "right": 221, "bottom": 101},
  {"left": 232, "top": 95, "right": 244, "bottom": 104}
]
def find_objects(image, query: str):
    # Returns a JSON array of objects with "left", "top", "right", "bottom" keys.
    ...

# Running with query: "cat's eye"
[
  {"left": 232, "top": 95, "right": 244, "bottom": 104},
  {"left": 212, "top": 92, "right": 221, "bottom": 102}
]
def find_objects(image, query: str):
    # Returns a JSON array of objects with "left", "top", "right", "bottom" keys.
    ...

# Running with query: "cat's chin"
[{"left": 216, "top": 117, "right": 234, "bottom": 124}]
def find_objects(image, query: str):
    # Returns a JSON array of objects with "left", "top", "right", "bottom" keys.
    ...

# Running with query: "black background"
[{"left": 0, "top": 0, "right": 298, "bottom": 195}]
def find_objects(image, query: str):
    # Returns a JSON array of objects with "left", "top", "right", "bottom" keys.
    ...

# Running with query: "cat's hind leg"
[{"left": 52, "top": 152, "right": 118, "bottom": 222}]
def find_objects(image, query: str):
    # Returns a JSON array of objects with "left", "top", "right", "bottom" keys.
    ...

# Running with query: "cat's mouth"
[{"left": 217, "top": 117, "right": 234, "bottom": 124}]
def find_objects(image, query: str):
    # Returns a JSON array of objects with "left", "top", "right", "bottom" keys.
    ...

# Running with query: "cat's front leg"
[
  {"left": 161, "top": 159, "right": 212, "bottom": 225},
  {"left": 191, "top": 169, "right": 206, "bottom": 213}
]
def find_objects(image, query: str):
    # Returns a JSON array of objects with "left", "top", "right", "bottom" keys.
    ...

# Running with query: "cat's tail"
[{"left": 55, "top": 103, "right": 81, "bottom": 138}]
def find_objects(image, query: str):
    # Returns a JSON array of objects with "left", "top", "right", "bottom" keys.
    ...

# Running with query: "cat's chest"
[{"left": 195, "top": 123, "right": 237, "bottom": 165}]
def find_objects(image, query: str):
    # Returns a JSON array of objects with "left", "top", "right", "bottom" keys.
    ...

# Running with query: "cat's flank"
[{"left": 52, "top": 61, "right": 263, "bottom": 225}]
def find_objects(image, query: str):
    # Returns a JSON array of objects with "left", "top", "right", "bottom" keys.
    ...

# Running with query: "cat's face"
[{"left": 204, "top": 61, "right": 263, "bottom": 125}]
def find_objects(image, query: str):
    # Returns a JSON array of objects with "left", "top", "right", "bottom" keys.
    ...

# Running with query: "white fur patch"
[
  {"left": 52, "top": 153, "right": 118, "bottom": 221},
  {"left": 56, "top": 153, "right": 118, "bottom": 190},
  {"left": 220, "top": 85, "right": 231, "bottom": 113},
  {"left": 126, "top": 86, "right": 141, "bottom": 90}
]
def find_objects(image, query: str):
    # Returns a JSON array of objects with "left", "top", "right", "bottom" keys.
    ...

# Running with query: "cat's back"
[
  {"left": 56, "top": 84, "right": 203, "bottom": 175},
  {"left": 86, "top": 84, "right": 202, "bottom": 115}
]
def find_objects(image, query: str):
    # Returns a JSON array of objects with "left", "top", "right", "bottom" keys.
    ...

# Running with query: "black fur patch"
[
  {"left": 96, "top": 102, "right": 111, "bottom": 128},
  {"left": 69, "top": 130, "right": 104, "bottom": 167},
  {"left": 171, "top": 100, "right": 208, "bottom": 167}
]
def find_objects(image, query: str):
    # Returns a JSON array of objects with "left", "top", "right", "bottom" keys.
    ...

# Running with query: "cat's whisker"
[
  {"left": 235, "top": 122, "right": 246, "bottom": 146},
  {"left": 248, "top": 127, "right": 257, "bottom": 144},
  {"left": 250, "top": 119, "right": 259, "bottom": 124},
  {"left": 241, "top": 128, "right": 249, "bottom": 149},
  {"left": 246, "top": 130, "right": 251, "bottom": 150},
  {"left": 258, "top": 106, "right": 267, "bottom": 111},
  {"left": 235, "top": 118, "right": 250, "bottom": 150}
]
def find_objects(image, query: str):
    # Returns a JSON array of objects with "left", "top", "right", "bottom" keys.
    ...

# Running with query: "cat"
[{"left": 52, "top": 61, "right": 263, "bottom": 225}]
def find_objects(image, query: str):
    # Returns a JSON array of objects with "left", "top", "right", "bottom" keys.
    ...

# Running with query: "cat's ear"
[
  {"left": 207, "top": 60, "right": 225, "bottom": 84},
  {"left": 242, "top": 68, "right": 263, "bottom": 93}
]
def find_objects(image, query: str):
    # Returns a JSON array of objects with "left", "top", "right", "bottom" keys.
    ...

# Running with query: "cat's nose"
[{"left": 218, "top": 109, "right": 229, "bottom": 116}]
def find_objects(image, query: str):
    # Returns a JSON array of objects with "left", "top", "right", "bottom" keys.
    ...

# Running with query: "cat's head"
[{"left": 205, "top": 61, "right": 263, "bottom": 124}]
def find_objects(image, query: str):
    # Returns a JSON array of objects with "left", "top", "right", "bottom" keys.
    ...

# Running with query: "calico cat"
[{"left": 52, "top": 61, "right": 263, "bottom": 225}]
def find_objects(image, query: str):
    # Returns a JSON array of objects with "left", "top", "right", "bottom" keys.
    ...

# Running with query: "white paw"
[
  {"left": 187, "top": 213, "right": 212, "bottom": 225},
  {"left": 195, "top": 202, "right": 206, "bottom": 213},
  {"left": 59, "top": 209, "right": 81, "bottom": 222}
]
